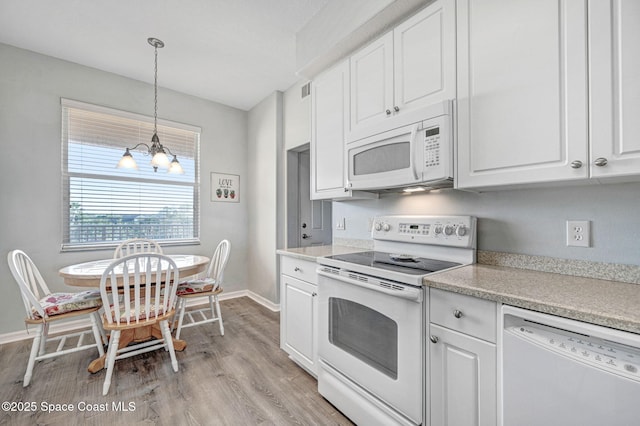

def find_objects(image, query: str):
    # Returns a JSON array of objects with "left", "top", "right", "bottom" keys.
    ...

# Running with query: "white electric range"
[{"left": 316, "top": 215, "right": 477, "bottom": 426}]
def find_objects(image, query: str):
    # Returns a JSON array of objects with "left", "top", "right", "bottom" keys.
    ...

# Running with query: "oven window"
[
  {"left": 328, "top": 297, "right": 398, "bottom": 379},
  {"left": 353, "top": 142, "right": 410, "bottom": 176}
]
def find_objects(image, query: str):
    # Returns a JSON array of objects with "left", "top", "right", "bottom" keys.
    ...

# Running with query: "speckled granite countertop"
[
  {"left": 278, "top": 245, "right": 640, "bottom": 334},
  {"left": 424, "top": 264, "right": 640, "bottom": 335},
  {"left": 276, "top": 245, "right": 363, "bottom": 262}
]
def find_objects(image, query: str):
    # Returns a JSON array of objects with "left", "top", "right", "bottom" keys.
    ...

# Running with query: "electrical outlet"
[
  {"left": 336, "top": 217, "right": 346, "bottom": 230},
  {"left": 566, "top": 220, "right": 590, "bottom": 247}
]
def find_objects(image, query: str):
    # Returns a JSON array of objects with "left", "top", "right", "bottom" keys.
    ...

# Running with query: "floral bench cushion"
[
  {"left": 176, "top": 278, "right": 217, "bottom": 296},
  {"left": 36, "top": 290, "right": 102, "bottom": 318}
]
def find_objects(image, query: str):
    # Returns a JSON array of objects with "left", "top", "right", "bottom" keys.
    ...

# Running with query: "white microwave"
[{"left": 347, "top": 101, "right": 453, "bottom": 191}]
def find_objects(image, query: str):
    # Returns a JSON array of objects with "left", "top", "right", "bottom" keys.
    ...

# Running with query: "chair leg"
[
  {"left": 208, "top": 295, "right": 215, "bottom": 320},
  {"left": 38, "top": 322, "right": 49, "bottom": 356},
  {"left": 102, "top": 330, "right": 121, "bottom": 396},
  {"left": 175, "top": 298, "right": 187, "bottom": 340},
  {"left": 96, "top": 309, "right": 108, "bottom": 345},
  {"left": 24, "top": 324, "right": 43, "bottom": 387},
  {"left": 214, "top": 295, "right": 224, "bottom": 336},
  {"left": 89, "top": 313, "right": 105, "bottom": 357},
  {"left": 160, "top": 320, "right": 179, "bottom": 372}
]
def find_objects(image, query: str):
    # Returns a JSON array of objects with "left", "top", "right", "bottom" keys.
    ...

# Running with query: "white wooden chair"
[
  {"left": 113, "top": 238, "right": 163, "bottom": 258},
  {"left": 99, "top": 253, "right": 180, "bottom": 395},
  {"left": 7, "top": 249, "right": 105, "bottom": 387},
  {"left": 174, "top": 240, "right": 230, "bottom": 339}
]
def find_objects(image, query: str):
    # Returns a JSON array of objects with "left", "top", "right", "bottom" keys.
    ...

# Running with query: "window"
[{"left": 61, "top": 99, "right": 200, "bottom": 250}]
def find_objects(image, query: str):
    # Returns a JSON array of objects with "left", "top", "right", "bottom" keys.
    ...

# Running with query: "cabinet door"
[
  {"left": 394, "top": 0, "right": 456, "bottom": 113},
  {"left": 589, "top": 0, "right": 640, "bottom": 179},
  {"left": 311, "top": 60, "right": 349, "bottom": 199},
  {"left": 350, "top": 32, "right": 394, "bottom": 137},
  {"left": 281, "top": 274, "right": 317, "bottom": 374},
  {"left": 430, "top": 324, "right": 496, "bottom": 426},
  {"left": 456, "top": 0, "right": 589, "bottom": 189}
]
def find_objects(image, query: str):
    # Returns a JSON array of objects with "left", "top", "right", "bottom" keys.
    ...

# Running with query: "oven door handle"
[{"left": 317, "top": 269, "right": 423, "bottom": 303}]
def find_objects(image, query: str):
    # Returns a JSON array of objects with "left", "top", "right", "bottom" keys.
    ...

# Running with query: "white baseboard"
[
  {"left": 0, "top": 290, "right": 280, "bottom": 345},
  {"left": 244, "top": 290, "right": 281, "bottom": 312}
]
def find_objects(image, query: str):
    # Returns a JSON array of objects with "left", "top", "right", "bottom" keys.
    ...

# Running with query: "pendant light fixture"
[{"left": 117, "top": 37, "right": 184, "bottom": 174}]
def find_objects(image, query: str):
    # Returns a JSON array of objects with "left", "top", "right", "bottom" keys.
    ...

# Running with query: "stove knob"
[
  {"left": 444, "top": 225, "right": 455, "bottom": 236},
  {"left": 456, "top": 225, "right": 467, "bottom": 237},
  {"left": 382, "top": 223, "right": 391, "bottom": 232},
  {"left": 374, "top": 222, "right": 382, "bottom": 231},
  {"left": 434, "top": 225, "right": 443, "bottom": 235}
]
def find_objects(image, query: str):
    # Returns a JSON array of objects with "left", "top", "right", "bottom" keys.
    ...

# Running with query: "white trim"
[
  {"left": 244, "top": 291, "right": 281, "bottom": 312},
  {"left": 0, "top": 291, "right": 280, "bottom": 345},
  {"left": 0, "top": 318, "right": 92, "bottom": 345},
  {"left": 61, "top": 98, "right": 202, "bottom": 133}
]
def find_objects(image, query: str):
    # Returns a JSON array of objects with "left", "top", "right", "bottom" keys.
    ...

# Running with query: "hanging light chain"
[{"left": 153, "top": 41, "right": 158, "bottom": 137}]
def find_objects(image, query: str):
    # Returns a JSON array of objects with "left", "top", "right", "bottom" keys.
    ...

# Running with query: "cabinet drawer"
[
  {"left": 430, "top": 288, "right": 497, "bottom": 343},
  {"left": 280, "top": 256, "right": 318, "bottom": 284}
]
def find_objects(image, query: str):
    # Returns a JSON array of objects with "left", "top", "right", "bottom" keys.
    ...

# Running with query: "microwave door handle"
[{"left": 409, "top": 124, "right": 420, "bottom": 180}]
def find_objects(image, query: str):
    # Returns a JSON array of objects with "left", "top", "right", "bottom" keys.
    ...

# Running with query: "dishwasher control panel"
[{"left": 506, "top": 324, "right": 640, "bottom": 381}]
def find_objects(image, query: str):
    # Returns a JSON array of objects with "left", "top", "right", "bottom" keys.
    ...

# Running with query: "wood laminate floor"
[{"left": 0, "top": 297, "right": 353, "bottom": 426}]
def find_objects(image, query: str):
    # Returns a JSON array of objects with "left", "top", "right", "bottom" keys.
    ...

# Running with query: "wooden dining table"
[{"left": 58, "top": 254, "right": 210, "bottom": 373}]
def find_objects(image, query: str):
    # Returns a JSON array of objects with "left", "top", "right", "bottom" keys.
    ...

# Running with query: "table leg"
[
  {"left": 87, "top": 330, "right": 134, "bottom": 373},
  {"left": 87, "top": 324, "right": 187, "bottom": 373},
  {"left": 151, "top": 324, "right": 187, "bottom": 351}
]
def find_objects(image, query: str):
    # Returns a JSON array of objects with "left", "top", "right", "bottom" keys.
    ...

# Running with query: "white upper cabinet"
[
  {"left": 310, "top": 59, "right": 377, "bottom": 200},
  {"left": 589, "top": 0, "right": 640, "bottom": 180},
  {"left": 348, "top": 0, "right": 456, "bottom": 142},
  {"left": 456, "top": 0, "right": 589, "bottom": 189},
  {"left": 457, "top": 0, "right": 640, "bottom": 190}
]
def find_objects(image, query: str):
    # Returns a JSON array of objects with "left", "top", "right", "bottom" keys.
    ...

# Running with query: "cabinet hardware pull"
[
  {"left": 570, "top": 160, "right": 583, "bottom": 169},
  {"left": 394, "top": 106, "right": 400, "bottom": 112},
  {"left": 430, "top": 335, "right": 439, "bottom": 343},
  {"left": 294, "top": 267, "right": 301, "bottom": 272},
  {"left": 312, "top": 292, "right": 317, "bottom": 297},
  {"left": 386, "top": 109, "right": 391, "bottom": 116},
  {"left": 594, "top": 157, "right": 608, "bottom": 167},
  {"left": 453, "top": 309, "right": 463, "bottom": 319}
]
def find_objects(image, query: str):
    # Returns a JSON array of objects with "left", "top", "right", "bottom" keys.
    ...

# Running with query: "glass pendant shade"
[
  {"left": 168, "top": 156, "right": 185, "bottom": 174},
  {"left": 151, "top": 151, "right": 170, "bottom": 168},
  {"left": 117, "top": 148, "right": 139, "bottom": 169}
]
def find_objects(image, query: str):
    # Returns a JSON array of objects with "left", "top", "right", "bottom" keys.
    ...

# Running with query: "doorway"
[{"left": 286, "top": 146, "right": 332, "bottom": 248}]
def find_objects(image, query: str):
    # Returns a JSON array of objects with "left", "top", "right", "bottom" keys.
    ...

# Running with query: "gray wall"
[
  {"left": 0, "top": 43, "right": 249, "bottom": 334},
  {"left": 247, "top": 92, "right": 283, "bottom": 304},
  {"left": 333, "top": 182, "right": 640, "bottom": 266}
]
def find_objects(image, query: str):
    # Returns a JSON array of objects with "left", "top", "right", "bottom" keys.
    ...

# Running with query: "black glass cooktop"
[{"left": 325, "top": 251, "right": 461, "bottom": 275}]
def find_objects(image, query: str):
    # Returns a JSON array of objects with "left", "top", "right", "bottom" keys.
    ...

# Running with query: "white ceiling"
[{"left": 0, "top": 0, "right": 330, "bottom": 111}]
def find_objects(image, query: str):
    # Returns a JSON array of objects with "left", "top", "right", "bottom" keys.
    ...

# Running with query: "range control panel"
[{"left": 372, "top": 215, "right": 476, "bottom": 248}]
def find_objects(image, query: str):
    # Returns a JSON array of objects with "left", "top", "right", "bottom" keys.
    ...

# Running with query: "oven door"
[
  {"left": 317, "top": 268, "right": 424, "bottom": 425},
  {"left": 347, "top": 123, "right": 423, "bottom": 190}
]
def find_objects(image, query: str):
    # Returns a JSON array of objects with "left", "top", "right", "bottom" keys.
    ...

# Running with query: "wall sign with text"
[{"left": 211, "top": 172, "right": 239, "bottom": 203}]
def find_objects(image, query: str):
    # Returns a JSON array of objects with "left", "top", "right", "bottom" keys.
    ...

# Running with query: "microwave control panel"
[
  {"left": 421, "top": 111, "right": 452, "bottom": 180},
  {"left": 423, "top": 127, "right": 441, "bottom": 168}
]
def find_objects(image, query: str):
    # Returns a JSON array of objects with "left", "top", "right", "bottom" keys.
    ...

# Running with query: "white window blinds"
[{"left": 61, "top": 99, "right": 200, "bottom": 250}]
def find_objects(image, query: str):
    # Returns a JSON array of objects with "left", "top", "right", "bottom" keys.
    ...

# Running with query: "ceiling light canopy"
[{"left": 117, "top": 37, "right": 184, "bottom": 174}]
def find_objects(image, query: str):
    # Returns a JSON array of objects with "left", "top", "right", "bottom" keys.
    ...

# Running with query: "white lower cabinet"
[
  {"left": 429, "top": 288, "right": 497, "bottom": 426},
  {"left": 279, "top": 256, "right": 318, "bottom": 376}
]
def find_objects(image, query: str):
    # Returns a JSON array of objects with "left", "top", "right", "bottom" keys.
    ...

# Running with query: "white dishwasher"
[{"left": 502, "top": 305, "right": 640, "bottom": 426}]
